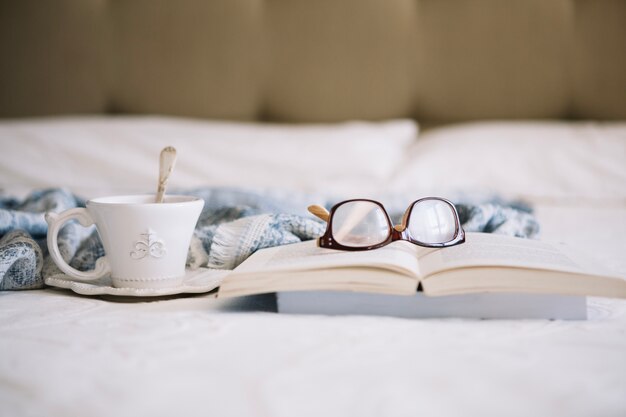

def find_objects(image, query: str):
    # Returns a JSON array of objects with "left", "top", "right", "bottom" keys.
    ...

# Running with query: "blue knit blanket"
[{"left": 0, "top": 188, "right": 539, "bottom": 290}]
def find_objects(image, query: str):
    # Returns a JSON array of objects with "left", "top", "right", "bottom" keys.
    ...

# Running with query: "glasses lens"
[
  {"left": 331, "top": 201, "right": 390, "bottom": 247},
  {"left": 408, "top": 199, "right": 457, "bottom": 244}
]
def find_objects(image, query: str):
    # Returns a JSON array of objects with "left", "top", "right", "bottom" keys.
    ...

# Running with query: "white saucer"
[{"left": 45, "top": 268, "right": 229, "bottom": 297}]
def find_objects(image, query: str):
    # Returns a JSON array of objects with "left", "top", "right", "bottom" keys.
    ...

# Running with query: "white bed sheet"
[{"left": 1, "top": 117, "right": 625, "bottom": 417}]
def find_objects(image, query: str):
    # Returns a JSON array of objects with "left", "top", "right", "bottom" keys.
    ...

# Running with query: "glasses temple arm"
[{"left": 307, "top": 205, "right": 330, "bottom": 222}]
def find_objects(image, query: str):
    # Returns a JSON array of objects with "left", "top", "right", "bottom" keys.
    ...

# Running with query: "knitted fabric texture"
[{"left": 0, "top": 188, "right": 539, "bottom": 290}]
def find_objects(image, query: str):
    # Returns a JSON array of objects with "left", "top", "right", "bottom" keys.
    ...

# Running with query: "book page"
[
  {"left": 418, "top": 233, "right": 622, "bottom": 279},
  {"left": 233, "top": 240, "right": 421, "bottom": 277}
]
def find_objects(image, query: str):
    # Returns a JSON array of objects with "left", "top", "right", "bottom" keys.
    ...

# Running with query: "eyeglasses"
[{"left": 308, "top": 197, "right": 465, "bottom": 251}]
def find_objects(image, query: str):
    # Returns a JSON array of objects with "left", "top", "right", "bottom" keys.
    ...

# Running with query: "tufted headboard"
[{"left": 1, "top": 0, "right": 625, "bottom": 123}]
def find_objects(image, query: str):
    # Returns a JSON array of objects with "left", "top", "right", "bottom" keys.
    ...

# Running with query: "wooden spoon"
[{"left": 155, "top": 146, "right": 177, "bottom": 203}]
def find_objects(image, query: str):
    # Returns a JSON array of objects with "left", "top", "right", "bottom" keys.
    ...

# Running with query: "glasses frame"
[{"left": 318, "top": 197, "right": 465, "bottom": 251}]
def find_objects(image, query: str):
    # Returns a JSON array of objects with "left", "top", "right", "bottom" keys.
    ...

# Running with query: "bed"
[{"left": 1, "top": 1, "right": 625, "bottom": 417}]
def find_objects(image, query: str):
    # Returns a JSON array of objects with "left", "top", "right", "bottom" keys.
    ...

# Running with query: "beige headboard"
[{"left": 1, "top": 0, "right": 624, "bottom": 123}]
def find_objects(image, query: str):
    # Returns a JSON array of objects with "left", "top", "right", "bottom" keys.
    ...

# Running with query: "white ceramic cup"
[{"left": 45, "top": 195, "right": 204, "bottom": 289}]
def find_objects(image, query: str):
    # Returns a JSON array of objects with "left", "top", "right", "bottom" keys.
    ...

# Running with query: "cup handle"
[{"left": 45, "top": 208, "right": 111, "bottom": 281}]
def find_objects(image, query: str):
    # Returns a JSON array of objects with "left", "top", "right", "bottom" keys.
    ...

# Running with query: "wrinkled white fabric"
[
  {"left": 389, "top": 121, "right": 626, "bottom": 205},
  {"left": 0, "top": 118, "right": 625, "bottom": 417},
  {"left": 0, "top": 116, "right": 416, "bottom": 198}
]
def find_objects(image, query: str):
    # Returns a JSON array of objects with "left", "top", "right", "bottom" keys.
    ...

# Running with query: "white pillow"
[
  {"left": 0, "top": 116, "right": 417, "bottom": 198},
  {"left": 387, "top": 122, "right": 626, "bottom": 204}
]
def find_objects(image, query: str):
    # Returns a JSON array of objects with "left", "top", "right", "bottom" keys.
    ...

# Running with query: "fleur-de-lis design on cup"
[{"left": 130, "top": 229, "right": 167, "bottom": 259}]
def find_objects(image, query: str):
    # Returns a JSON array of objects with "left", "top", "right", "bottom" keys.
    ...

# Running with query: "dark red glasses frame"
[{"left": 316, "top": 197, "right": 465, "bottom": 251}]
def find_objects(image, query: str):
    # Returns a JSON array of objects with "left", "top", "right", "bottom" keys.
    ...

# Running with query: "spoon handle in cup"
[{"left": 156, "top": 146, "right": 177, "bottom": 203}]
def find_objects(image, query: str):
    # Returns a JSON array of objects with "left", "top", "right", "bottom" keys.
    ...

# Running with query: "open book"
[{"left": 217, "top": 233, "right": 626, "bottom": 299}]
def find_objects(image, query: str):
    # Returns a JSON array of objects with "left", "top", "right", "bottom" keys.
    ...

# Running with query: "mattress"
[{"left": 1, "top": 117, "right": 625, "bottom": 417}]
